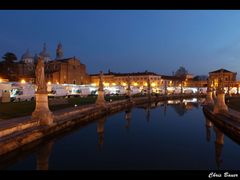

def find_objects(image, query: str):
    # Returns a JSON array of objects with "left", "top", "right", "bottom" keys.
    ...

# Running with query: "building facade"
[
  {"left": 208, "top": 68, "right": 238, "bottom": 94},
  {"left": 45, "top": 57, "right": 90, "bottom": 84},
  {"left": 90, "top": 71, "right": 162, "bottom": 91}
]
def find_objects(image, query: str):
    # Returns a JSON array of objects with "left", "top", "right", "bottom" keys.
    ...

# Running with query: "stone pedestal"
[
  {"left": 96, "top": 90, "right": 106, "bottom": 107},
  {"left": 206, "top": 91, "right": 214, "bottom": 105},
  {"left": 32, "top": 93, "right": 53, "bottom": 126},
  {"left": 213, "top": 93, "right": 228, "bottom": 114},
  {"left": 212, "top": 90, "right": 217, "bottom": 103},
  {"left": 1, "top": 91, "right": 10, "bottom": 103}
]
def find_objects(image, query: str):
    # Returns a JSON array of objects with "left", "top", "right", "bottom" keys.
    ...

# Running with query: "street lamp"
[{"left": 21, "top": 79, "right": 26, "bottom": 84}]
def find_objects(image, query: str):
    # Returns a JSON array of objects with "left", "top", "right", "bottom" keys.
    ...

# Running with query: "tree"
[
  {"left": 175, "top": 66, "right": 188, "bottom": 77},
  {"left": 1, "top": 52, "right": 18, "bottom": 81},
  {"left": 2, "top": 52, "right": 17, "bottom": 64}
]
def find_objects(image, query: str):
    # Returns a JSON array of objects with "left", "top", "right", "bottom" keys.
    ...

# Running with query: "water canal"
[{"left": 1, "top": 98, "right": 240, "bottom": 170}]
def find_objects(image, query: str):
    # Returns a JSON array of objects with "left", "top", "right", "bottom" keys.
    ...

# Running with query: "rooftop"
[
  {"left": 90, "top": 71, "right": 160, "bottom": 77},
  {"left": 209, "top": 68, "right": 236, "bottom": 74}
]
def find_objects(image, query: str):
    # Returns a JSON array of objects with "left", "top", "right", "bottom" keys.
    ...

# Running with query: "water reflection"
[
  {"left": 205, "top": 117, "right": 213, "bottom": 142},
  {"left": 125, "top": 109, "right": 132, "bottom": 129},
  {"left": 36, "top": 140, "right": 54, "bottom": 170},
  {"left": 97, "top": 117, "right": 106, "bottom": 151},
  {"left": 163, "top": 101, "right": 167, "bottom": 116},
  {"left": 170, "top": 99, "right": 200, "bottom": 116},
  {"left": 214, "top": 126, "right": 224, "bottom": 170},
  {"left": 204, "top": 116, "right": 225, "bottom": 170},
  {"left": 146, "top": 106, "right": 151, "bottom": 123},
  {"left": 1, "top": 98, "right": 240, "bottom": 170}
]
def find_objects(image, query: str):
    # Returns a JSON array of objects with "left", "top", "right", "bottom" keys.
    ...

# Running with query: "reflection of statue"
[
  {"left": 146, "top": 105, "right": 151, "bottom": 123},
  {"left": 125, "top": 109, "right": 132, "bottom": 129},
  {"left": 214, "top": 127, "right": 224, "bottom": 170},
  {"left": 97, "top": 117, "right": 106, "bottom": 151},
  {"left": 36, "top": 56, "right": 47, "bottom": 93},
  {"left": 206, "top": 125, "right": 211, "bottom": 142},
  {"left": 205, "top": 117, "right": 212, "bottom": 142},
  {"left": 36, "top": 140, "right": 54, "bottom": 170},
  {"left": 163, "top": 101, "right": 167, "bottom": 116},
  {"left": 215, "top": 142, "right": 223, "bottom": 170}
]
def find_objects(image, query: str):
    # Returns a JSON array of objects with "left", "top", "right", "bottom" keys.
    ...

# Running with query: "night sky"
[{"left": 1, "top": 10, "right": 240, "bottom": 77}]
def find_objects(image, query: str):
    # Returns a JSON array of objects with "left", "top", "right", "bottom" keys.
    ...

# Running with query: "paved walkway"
[
  {"left": 228, "top": 108, "right": 240, "bottom": 118},
  {"left": 0, "top": 115, "right": 32, "bottom": 131}
]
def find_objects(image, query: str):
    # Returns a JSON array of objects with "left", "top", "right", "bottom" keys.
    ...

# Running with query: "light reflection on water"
[{"left": 1, "top": 98, "right": 240, "bottom": 170}]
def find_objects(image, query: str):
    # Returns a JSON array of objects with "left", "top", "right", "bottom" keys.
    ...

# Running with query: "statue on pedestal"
[
  {"left": 36, "top": 56, "right": 47, "bottom": 94},
  {"left": 99, "top": 71, "right": 104, "bottom": 91}
]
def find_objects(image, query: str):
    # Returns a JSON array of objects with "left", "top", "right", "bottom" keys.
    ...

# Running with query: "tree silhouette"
[
  {"left": 0, "top": 52, "right": 18, "bottom": 81},
  {"left": 2, "top": 52, "right": 17, "bottom": 64},
  {"left": 175, "top": 66, "right": 188, "bottom": 77}
]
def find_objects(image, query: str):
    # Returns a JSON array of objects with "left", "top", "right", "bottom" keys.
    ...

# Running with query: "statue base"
[
  {"left": 96, "top": 91, "right": 106, "bottom": 107},
  {"left": 213, "top": 93, "right": 228, "bottom": 114},
  {"left": 32, "top": 93, "right": 53, "bottom": 126}
]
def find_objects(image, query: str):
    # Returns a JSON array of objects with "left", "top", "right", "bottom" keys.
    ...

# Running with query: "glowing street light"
[
  {"left": 103, "top": 82, "right": 109, "bottom": 87},
  {"left": 21, "top": 79, "right": 26, "bottom": 84},
  {"left": 122, "top": 82, "right": 127, "bottom": 86},
  {"left": 151, "top": 83, "right": 156, "bottom": 87}
]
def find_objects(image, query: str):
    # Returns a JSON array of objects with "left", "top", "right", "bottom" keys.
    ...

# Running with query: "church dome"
[{"left": 21, "top": 49, "right": 33, "bottom": 60}]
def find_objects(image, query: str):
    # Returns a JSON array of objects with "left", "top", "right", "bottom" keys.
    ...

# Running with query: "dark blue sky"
[{"left": 1, "top": 10, "right": 240, "bottom": 77}]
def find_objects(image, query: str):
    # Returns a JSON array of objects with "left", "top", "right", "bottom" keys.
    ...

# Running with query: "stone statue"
[
  {"left": 127, "top": 75, "right": 131, "bottom": 90},
  {"left": 98, "top": 71, "right": 104, "bottom": 91},
  {"left": 36, "top": 56, "right": 47, "bottom": 93}
]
